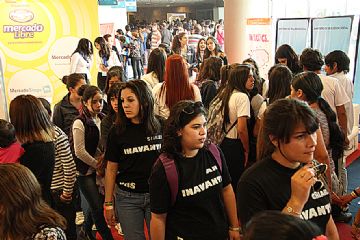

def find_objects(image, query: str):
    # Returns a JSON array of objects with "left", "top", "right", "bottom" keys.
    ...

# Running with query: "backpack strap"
[
  {"left": 159, "top": 154, "right": 178, "bottom": 206},
  {"left": 208, "top": 143, "right": 222, "bottom": 173}
]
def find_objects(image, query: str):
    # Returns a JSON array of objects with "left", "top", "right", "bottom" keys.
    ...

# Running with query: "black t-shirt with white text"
[
  {"left": 149, "top": 147, "right": 232, "bottom": 240},
  {"left": 105, "top": 122, "right": 162, "bottom": 193},
  {"left": 237, "top": 156, "right": 331, "bottom": 233}
]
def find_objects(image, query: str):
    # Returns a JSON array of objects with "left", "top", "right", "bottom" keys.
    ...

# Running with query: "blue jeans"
[
  {"left": 116, "top": 188, "right": 151, "bottom": 240},
  {"left": 77, "top": 174, "right": 114, "bottom": 240}
]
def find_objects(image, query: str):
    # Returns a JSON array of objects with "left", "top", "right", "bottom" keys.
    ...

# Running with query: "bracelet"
[
  {"left": 228, "top": 226, "right": 241, "bottom": 232},
  {"left": 104, "top": 205, "right": 114, "bottom": 210},
  {"left": 351, "top": 191, "right": 357, "bottom": 198},
  {"left": 104, "top": 201, "right": 113, "bottom": 206},
  {"left": 354, "top": 189, "right": 360, "bottom": 197}
]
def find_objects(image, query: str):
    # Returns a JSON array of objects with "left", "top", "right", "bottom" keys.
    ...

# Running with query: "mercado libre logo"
[{"left": 0, "top": 2, "right": 52, "bottom": 54}]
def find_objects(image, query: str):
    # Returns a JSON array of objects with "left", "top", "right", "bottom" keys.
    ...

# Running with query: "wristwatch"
[{"left": 286, "top": 205, "right": 301, "bottom": 215}]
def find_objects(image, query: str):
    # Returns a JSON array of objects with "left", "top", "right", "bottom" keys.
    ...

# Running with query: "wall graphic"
[
  {"left": 246, "top": 18, "right": 273, "bottom": 80},
  {"left": 0, "top": 0, "right": 100, "bottom": 105}
]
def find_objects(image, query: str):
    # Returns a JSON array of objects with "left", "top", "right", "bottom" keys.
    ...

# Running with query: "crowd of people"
[{"left": 0, "top": 17, "right": 358, "bottom": 240}]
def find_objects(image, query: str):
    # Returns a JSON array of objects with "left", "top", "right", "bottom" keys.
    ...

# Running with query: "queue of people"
[{"left": 0, "top": 16, "right": 358, "bottom": 240}]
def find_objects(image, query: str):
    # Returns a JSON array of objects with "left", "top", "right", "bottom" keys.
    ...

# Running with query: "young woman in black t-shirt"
[
  {"left": 237, "top": 99, "right": 339, "bottom": 239},
  {"left": 149, "top": 100, "right": 240, "bottom": 240},
  {"left": 104, "top": 80, "right": 162, "bottom": 240}
]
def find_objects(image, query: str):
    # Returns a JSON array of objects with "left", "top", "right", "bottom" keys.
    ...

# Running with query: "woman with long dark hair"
[
  {"left": 149, "top": 100, "right": 240, "bottom": 240},
  {"left": 152, "top": 54, "right": 201, "bottom": 119},
  {"left": 195, "top": 56, "right": 223, "bottom": 108},
  {"left": 275, "top": 44, "right": 301, "bottom": 75},
  {"left": 104, "top": 80, "right": 162, "bottom": 239},
  {"left": 71, "top": 85, "right": 114, "bottom": 240},
  {"left": 70, "top": 38, "right": 93, "bottom": 83},
  {"left": 215, "top": 64, "right": 254, "bottom": 190},
  {"left": 171, "top": 32, "right": 196, "bottom": 77},
  {"left": 141, "top": 48, "right": 166, "bottom": 89},
  {"left": 0, "top": 164, "right": 66, "bottom": 239},
  {"left": 94, "top": 37, "right": 121, "bottom": 91},
  {"left": 9, "top": 95, "right": 55, "bottom": 206},
  {"left": 204, "top": 36, "right": 228, "bottom": 65},
  {"left": 237, "top": 98, "right": 339, "bottom": 239},
  {"left": 291, "top": 71, "right": 347, "bottom": 222}
]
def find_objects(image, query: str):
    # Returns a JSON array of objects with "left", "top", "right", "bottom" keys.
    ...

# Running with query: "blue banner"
[
  {"left": 312, "top": 16, "right": 353, "bottom": 55},
  {"left": 276, "top": 18, "right": 310, "bottom": 55}
]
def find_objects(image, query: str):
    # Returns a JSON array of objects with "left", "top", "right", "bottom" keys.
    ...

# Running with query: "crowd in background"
[{"left": 0, "top": 16, "right": 359, "bottom": 240}]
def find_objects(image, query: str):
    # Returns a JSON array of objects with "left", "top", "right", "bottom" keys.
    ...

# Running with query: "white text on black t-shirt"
[{"left": 123, "top": 143, "right": 161, "bottom": 155}]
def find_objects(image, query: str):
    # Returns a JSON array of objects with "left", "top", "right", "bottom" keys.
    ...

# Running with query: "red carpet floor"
[{"left": 95, "top": 144, "right": 360, "bottom": 240}]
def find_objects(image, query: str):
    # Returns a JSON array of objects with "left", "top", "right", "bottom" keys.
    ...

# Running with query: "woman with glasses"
[
  {"left": 291, "top": 72, "right": 347, "bottom": 223},
  {"left": 104, "top": 80, "right": 162, "bottom": 240},
  {"left": 237, "top": 99, "right": 339, "bottom": 240},
  {"left": 149, "top": 100, "right": 240, "bottom": 240},
  {"left": 71, "top": 85, "right": 114, "bottom": 240}
]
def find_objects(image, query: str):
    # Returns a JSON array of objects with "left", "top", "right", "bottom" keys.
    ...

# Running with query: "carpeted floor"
[{"left": 95, "top": 145, "right": 360, "bottom": 240}]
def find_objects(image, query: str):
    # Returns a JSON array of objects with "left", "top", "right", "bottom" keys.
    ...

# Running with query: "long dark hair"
[
  {"left": 9, "top": 95, "right": 55, "bottom": 144},
  {"left": 196, "top": 38, "right": 206, "bottom": 60},
  {"left": 204, "top": 36, "right": 222, "bottom": 59},
  {"left": 171, "top": 32, "right": 186, "bottom": 54},
  {"left": 147, "top": 48, "right": 166, "bottom": 83},
  {"left": 94, "top": 37, "right": 110, "bottom": 60},
  {"left": 115, "top": 80, "right": 161, "bottom": 135},
  {"left": 257, "top": 98, "right": 319, "bottom": 161},
  {"left": 162, "top": 100, "right": 207, "bottom": 158},
  {"left": 291, "top": 72, "right": 345, "bottom": 162},
  {"left": 275, "top": 44, "right": 301, "bottom": 74},
  {"left": 78, "top": 85, "right": 103, "bottom": 117},
  {"left": 0, "top": 164, "right": 66, "bottom": 239},
  {"left": 72, "top": 38, "right": 93, "bottom": 62},
  {"left": 196, "top": 56, "right": 222, "bottom": 84},
  {"left": 216, "top": 64, "right": 251, "bottom": 124},
  {"left": 267, "top": 64, "right": 292, "bottom": 104},
  {"left": 244, "top": 211, "right": 323, "bottom": 240}
]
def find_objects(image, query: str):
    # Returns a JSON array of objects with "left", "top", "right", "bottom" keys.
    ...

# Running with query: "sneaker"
[
  {"left": 75, "top": 211, "right": 84, "bottom": 225},
  {"left": 115, "top": 223, "right": 124, "bottom": 236}
]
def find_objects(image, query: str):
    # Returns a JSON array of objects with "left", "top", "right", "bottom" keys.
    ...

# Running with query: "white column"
[{"left": 224, "top": 0, "right": 270, "bottom": 64}]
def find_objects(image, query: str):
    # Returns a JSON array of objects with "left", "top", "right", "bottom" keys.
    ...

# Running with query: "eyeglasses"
[
  {"left": 182, "top": 101, "right": 204, "bottom": 115},
  {"left": 312, "top": 161, "right": 328, "bottom": 192}
]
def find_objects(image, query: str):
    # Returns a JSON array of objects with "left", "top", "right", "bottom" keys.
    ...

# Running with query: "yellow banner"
[{"left": 0, "top": 0, "right": 100, "bottom": 105}]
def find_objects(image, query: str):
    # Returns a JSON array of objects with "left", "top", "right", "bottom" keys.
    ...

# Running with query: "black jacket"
[{"left": 53, "top": 94, "right": 80, "bottom": 136}]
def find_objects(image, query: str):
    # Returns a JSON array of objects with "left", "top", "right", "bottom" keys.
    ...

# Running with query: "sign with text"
[
  {"left": 0, "top": 0, "right": 100, "bottom": 105},
  {"left": 246, "top": 18, "right": 273, "bottom": 80},
  {"left": 276, "top": 18, "right": 310, "bottom": 54},
  {"left": 312, "top": 16, "right": 353, "bottom": 55}
]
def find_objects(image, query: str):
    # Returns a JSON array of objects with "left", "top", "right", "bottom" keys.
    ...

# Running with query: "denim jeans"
[
  {"left": 77, "top": 174, "right": 114, "bottom": 240},
  {"left": 116, "top": 188, "right": 151, "bottom": 240}
]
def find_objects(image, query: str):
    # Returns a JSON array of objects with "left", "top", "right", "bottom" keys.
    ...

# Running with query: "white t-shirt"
[
  {"left": 318, "top": 74, "right": 349, "bottom": 114},
  {"left": 70, "top": 52, "right": 92, "bottom": 80},
  {"left": 330, "top": 71, "right": 354, "bottom": 135},
  {"left": 152, "top": 82, "right": 202, "bottom": 119},
  {"left": 225, "top": 90, "right": 251, "bottom": 139}
]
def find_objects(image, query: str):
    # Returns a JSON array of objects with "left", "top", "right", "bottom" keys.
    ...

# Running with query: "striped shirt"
[
  {"left": 51, "top": 125, "right": 77, "bottom": 195},
  {"left": 188, "top": 34, "right": 203, "bottom": 49},
  {"left": 151, "top": 30, "right": 162, "bottom": 50}
]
